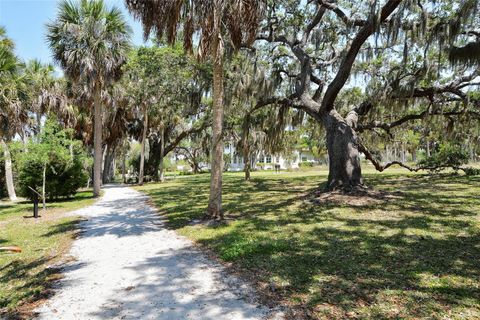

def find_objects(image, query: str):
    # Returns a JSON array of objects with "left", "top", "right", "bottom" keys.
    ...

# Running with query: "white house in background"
[{"left": 224, "top": 142, "right": 316, "bottom": 171}]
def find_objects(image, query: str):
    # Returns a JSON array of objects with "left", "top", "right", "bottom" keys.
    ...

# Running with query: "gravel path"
[{"left": 35, "top": 185, "right": 278, "bottom": 320}]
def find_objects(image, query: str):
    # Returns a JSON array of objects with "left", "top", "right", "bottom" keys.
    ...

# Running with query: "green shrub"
[
  {"left": 14, "top": 119, "right": 90, "bottom": 200},
  {"left": 462, "top": 167, "right": 480, "bottom": 176},
  {"left": 179, "top": 170, "right": 195, "bottom": 176},
  {"left": 299, "top": 161, "right": 315, "bottom": 168},
  {"left": 417, "top": 143, "right": 469, "bottom": 173}
]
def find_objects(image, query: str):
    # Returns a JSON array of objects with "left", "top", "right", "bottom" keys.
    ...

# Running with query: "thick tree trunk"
[
  {"left": 102, "top": 145, "right": 116, "bottom": 184},
  {"left": 192, "top": 161, "right": 200, "bottom": 174},
  {"left": 243, "top": 146, "right": 251, "bottom": 181},
  {"left": 324, "top": 109, "right": 363, "bottom": 191},
  {"left": 1, "top": 139, "right": 17, "bottom": 201},
  {"left": 93, "top": 89, "right": 102, "bottom": 197},
  {"left": 159, "top": 128, "right": 165, "bottom": 182},
  {"left": 102, "top": 144, "right": 111, "bottom": 184},
  {"left": 149, "top": 138, "right": 161, "bottom": 181},
  {"left": 207, "top": 55, "right": 224, "bottom": 219},
  {"left": 139, "top": 106, "right": 148, "bottom": 186},
  {"left": 110, "top": 150, "right": 115, "bottom": 181}
]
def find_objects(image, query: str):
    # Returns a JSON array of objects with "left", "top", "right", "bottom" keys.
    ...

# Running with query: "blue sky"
[{"left": 0, "top": 0, "right": 147, "bottom": 67}]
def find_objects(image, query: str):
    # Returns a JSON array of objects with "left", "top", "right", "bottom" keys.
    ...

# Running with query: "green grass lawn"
[
  {"left": 0, "top": 191, "right": 96, "bottom": 317},
  {"left": 137, "top": 167, "right": 480, "bottom": 319}
]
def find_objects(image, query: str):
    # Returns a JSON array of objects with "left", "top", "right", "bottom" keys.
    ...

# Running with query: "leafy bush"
[
  {"left": 14, "top": 119, "right": 91, "bottom": 200},
  {"left": 462, "top": 167, "right": 480, "bottom": 176},
  {"left": 299, "top": 161, "right": 315, "bottom": 168},
  {"left": 417, "top": 143, "right": 469, "bottom": 173},
  {"left": 179, "top": 170, "right": 195, "bottom": 176}
]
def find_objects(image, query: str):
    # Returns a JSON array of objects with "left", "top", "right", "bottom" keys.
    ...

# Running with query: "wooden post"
[
  {"left": 33, "top": 193, "right": 39, "bottom": 218},
  {"left": 28, "top": 186, "right": 41, "bottom": 218}
]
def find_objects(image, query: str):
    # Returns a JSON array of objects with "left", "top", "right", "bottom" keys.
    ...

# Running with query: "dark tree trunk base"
[
  {"left": 324, "top": 110, "right": 363, "bottom": 192},
  {"left": 205, "top": 207, "right": 224, "bottom": 220}
]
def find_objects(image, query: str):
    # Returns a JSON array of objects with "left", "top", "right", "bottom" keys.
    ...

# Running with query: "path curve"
[{"left": 35, "top": 185, "right": 277, "bottom": 320}]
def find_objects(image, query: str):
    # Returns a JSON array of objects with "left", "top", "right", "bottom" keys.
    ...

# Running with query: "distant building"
[
  {"left": 171, "top": 142, "right": 318, "bottom": 172},
  {"left": 224, "top": 142, "right": 316, "bottom": 171}
]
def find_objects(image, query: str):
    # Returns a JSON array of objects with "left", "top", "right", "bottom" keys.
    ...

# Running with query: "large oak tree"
[{"left": 253, "top": 0, "right": 480, "bottom": 190}]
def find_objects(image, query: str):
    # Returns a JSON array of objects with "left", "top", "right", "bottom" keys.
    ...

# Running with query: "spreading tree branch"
[{"left": 320, "top": 0, "right": 402, "bottom": 112}]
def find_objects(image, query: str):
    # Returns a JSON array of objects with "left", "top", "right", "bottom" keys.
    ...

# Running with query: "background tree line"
[{"left": 1, "top": 0, "right": 479, "bottom": 220}]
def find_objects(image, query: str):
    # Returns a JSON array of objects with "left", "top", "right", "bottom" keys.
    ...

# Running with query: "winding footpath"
[{"left": 35, "top": 185, "right": 278, "bottom": 320}]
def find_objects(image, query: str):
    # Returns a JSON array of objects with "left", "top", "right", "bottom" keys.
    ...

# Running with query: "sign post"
[{"left": 28, "top": 186, "right": 42, "bottom": 218}]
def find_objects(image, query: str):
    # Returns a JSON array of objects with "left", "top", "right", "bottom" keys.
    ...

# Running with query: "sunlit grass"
[
  {"left": 138, "top": 168, "right": 480, "bottom": 319},
  {"left": 0, "top": 191, "right": 96, "bottom": 316}
]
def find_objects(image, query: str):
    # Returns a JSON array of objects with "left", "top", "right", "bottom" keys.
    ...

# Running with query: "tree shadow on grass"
[
  {"left": 196, "top": 211, "right": 480, "bottom": 318},
  {"left": 141, "top": 172, "right": 480, "bottom": 318},
  {"left": 0, "top": 257, "right": 57, "bottom": 317},
  {"left": 0, "top": 257, "right": 88, "bottom": 319},
  {"left": 145, "top": 174, "right": 314, "bottom": 230},
  {"left": 41, "top": 218, "right": 84, "bottom": 238}
]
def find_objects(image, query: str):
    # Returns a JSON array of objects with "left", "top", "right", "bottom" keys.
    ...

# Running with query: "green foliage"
[
  {"left": 223, "top": 153, "right": 231, "bottom": 171},
  {"left": 418, "top": 143, "right": 469, "bottom": 172},
  {"left": 299, "top": 161, "right": 315, "bottom": 168},
  {"left": 13, "top": 119, "right": 90, "bottom": 200},
  {"left": 462, "top": 167, "right": 480, "bottom": 176},
  {"left": 46, "top": 0, "right": 131, "bottom": 90},
  {"left": 255, "top": 162, "right": 267, "bottom": 169}
]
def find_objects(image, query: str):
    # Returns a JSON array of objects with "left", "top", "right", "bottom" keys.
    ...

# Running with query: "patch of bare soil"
[{"left": 306, "top": 187, "right": 404, "bottom": 206}]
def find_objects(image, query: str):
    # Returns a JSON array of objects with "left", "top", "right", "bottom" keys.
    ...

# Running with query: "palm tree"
[
  {"left": 47, "top": 0, "right": 131, "bottom": 197},
  {"left": 0, "top": 26, "right": 24, "bottom": 201},
  {"left": 23, "top": 60, "right": 58, "bottom": 136},
  {"left": 126, "top": 0, "right": 264, "bottom": 219}
]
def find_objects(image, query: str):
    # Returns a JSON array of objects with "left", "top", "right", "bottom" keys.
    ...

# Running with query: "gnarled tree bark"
[{"left": 323, "top": 109, "right": 363, "bottom": 191}]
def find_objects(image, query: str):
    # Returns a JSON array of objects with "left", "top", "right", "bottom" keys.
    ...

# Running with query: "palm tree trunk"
[
  {"left": 1, "top": 139, "right": 17, "bottom": 201},
  {"left": 102, "top": 144, "right": 111, "bottom": 184},
  {"left": 93, "top": 88, "right": 103, "bottom": 197},
  {"left": 110, "top": 149, "right": 116, "bottom": 181},
  {"left": 122, "top": 153, "right": 126, "bottom": 184},
  {"left": 42, "top": 162, "right": 46, "bottom": 211},
  {"left": 139, "top": 105, "right": 148, "bottom": 185},
  {"left": 207, "top": 55, "right": 224, "bottom": 219}
]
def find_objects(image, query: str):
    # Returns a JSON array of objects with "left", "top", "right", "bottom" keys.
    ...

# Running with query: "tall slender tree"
[
  {"left": 0, "top": 26, "right": 24, "bottom": 201},
  {"left": 47, "top": 0, "right": 131, "bottom": 197},
  {"left": 126, "top": 0, "right": 264, "bottom": 219}
]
